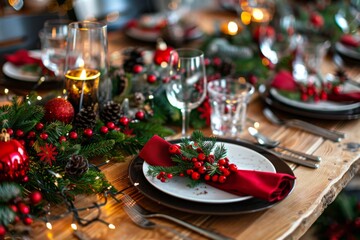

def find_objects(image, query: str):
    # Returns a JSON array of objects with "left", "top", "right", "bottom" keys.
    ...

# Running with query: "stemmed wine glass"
[
  {"left": 40, "top": 19, "right": 69, "bottom": 81},
  {"left": 165, "top": 48, "right": 207, "bottom": 137}
]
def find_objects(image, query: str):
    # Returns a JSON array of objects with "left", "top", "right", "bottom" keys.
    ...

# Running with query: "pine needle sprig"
[
  {"left": 0, "top": 182, "right": 22, "bottom": 203},
  {"left": 0, "top": 205, "right": 16, "bottom": 226},
  {"left": 214, "top": 144, "right": 227, "bottom": 162},
  {"left": 147, "top": 165, "right": 189, "bottom": 177},
  {"left": 43, "top": 122, "right": 72, "bottom": 145},
  {"left": 79, "top": 140, "right": 116, "bottom": 159}
]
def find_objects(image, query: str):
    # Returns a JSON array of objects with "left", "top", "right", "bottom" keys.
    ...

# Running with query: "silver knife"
[{"left": 270, "top": 150, "right": 319, "bottom": 169}]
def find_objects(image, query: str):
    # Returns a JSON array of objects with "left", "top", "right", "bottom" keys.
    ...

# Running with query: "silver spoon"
[{"left": 248, "top": 127, "right": 321, "bottom": 162}]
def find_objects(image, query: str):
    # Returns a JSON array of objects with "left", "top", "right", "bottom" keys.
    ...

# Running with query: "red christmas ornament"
[
  {"left": 23, "top": 216, "right": 33, "bottom": 225},
  {"left": 44, "top": 98, "right": 75, "bottom": 124},
  {"left": 135, "top": 111, "right": 145, "bottom": 120},
  {"left": 69, "top": 131, "right": 78, "bottom": 139},
  {"left": 147, "top": 74, "right": 157, "bottom": 84},
  {"left": 119, "top": 116, "right": 130, "bottom": 126},
  {"left": 83, "top": 128, "right": 93, "bottom": 138},
  {"left": 153, "top": 39, "right": 175, "bottom": 65},
  {"left": 100, "top": 126, "right": 109, "bottom": 134},
  {"left": 0, "top": 129, "right": 29, "bottom": 182},
  {"left": 0, "top": 225, "right": 6, "bottom": 236}
]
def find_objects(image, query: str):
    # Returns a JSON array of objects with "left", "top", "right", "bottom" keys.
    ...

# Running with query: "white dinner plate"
[
  {"left": 143, "top": 142, "right": 276, "bottom": 204},
  {"left": 2, "top": 50, "right": 42, "bottom": 82},
  {"left": 270, "top": 86, "right": 360, "bottom": 112},
  {"left": 335, "top": 41, "right": 360, "bottom": 61}
]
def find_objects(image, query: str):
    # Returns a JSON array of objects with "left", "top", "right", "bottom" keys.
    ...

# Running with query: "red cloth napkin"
[
  {"left": 139, "top": 135, "right": 296, "bottom": 202},
  {"left": 4, "top": 49, "right": 42, "bottom": 66},
  {"left": 271, "top": 71, "right": 360, "bottom": 102},
  {"left": 340, "top": 34, "right": 360, "bottom": 48}
]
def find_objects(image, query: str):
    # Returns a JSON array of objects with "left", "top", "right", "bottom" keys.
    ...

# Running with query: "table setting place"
[{"left": 0, "top": 0, "right": 359, "bottom": 239}]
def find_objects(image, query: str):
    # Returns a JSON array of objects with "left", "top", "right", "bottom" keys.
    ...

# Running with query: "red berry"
[
  {"left": 23, "top": 216, "right": 33, "bottom": 225},
  {"left": 222, "top": 169, "right": 231, "bottom": 177},
  {"left": 27, "top": 131, "right": 36, "bottom": 139},
  {"left": 198, "top": 166, "right": 206, "bottom": 174},
  {"left": 18, "top": 202, "right": 30, "bottom": 214},
  {"left": 167, "top": 173, "right": 173, "bottom": 179},
  {"left": 333, "top": 86, "right": 341, "bottom": 95},
  {"left": 0, "top": 225, "right": 6, "bottom": 236},
  {"left": 229, "top": 164, "right": 238, "bottom": 172},
  {"left": 59, "top": 136, "right": 67, "bottom": 143},
  {"left": 310, "top": 12, "right": 324, "bottom": 28},
  {"left": 100, "top": 126, "right": 109, "bottom": 134},
  {"left": 191, "top": 157, "right": 198, "bottom": 162},
  {"left": 197, "top": 153, "right": 206, "bottom": 161},
  {"left": 186, "top": 169, "right": 194, "bottom": 175},
  {"left": 69, "top": 131, "right": 78, "bottom": 139},
  {"left": 211, "top": 174, "right": 219, "bottom": 182},
  {"left": 119, "top": 116, "right": 130, "bottom": 126},
  {"left": 16, "top": 129, "right": 24, "bottom": 137},
  {"left": 83, "top": 128, "right": 93, "bottom": 138},
  {"left": 135, "top": 111, "right": 145, "bottom": 120},
  {"left": 147, "top": 74, "right": 157, "bottom": 83},
  {"left": 301, "top": 92, "right": 309, "bottom": 102},
  {"left": 133, "top": 64, "right": 143, "bottom": 73},
  {"left": 10, "top": 205, "right": 17, "bottom": 212},
  {"left": 219, "top": 175, "right": 227, "bottom": 183},
  {"left": 320, "top": 90, "right": 328, "bottom": 100},
  {"left": 106, "top": 122, "right": 116, "bottom": 130},
  {"left": 193, "top": 162, "right": 202, "bottom": 168},
  {"left": 6, "top": 128, "right": 14, "bottom": 135},
  {"left": 204, "top": 174, "right": 211, "bottom": 181},
  {"left": 313, "top": 94, "right": 320, "bottom": 102},
  {"left": 160, "top": 177, "right": 166, "bottom": 182},
  {"left": 29, "top": 191, "right": 42, "bottom": 205},
  {"left": 179, "top": 173, "right": 184, "bottom": 177},
  {"left": 191, "top": 172, "right": 200, "bottom": 180},
  {"left": 40, "top": 132, "right": 48, "bottom": 140},
  {"left": 36, "top": 123, "right": 44, "bottom": 131},
  {"left": 169, "top": 144, "right": 180, "bottom": 154},
  {"left": 218, "top": 159, "right": 226, "bottom": 166}
]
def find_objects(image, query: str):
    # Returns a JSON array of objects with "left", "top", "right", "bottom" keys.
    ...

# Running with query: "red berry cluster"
[
  {"left": 159, "top": 143, "right": 238, "bottom": 184},
  {"left": 0, "top": 191, "right": 42, "bottom": 237},
  {"left": 299, "top": 82, "right": 342, "bottom": 102}
]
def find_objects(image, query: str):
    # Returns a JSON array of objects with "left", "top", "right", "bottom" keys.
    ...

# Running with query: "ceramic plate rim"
[
  {"left": 2, "top": 50, "right": 42, "bottom": 82},
  {"left": 270, "top": 88, "right": 360, "bottom": 112},
  {"left": 142, "top": 142, "right": 276, "bottom": 204},
  {"left": 335, "top": 42, "right": 360, "bottom": 60}
]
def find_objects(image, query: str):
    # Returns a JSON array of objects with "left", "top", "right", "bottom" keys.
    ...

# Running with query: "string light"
[
  {"left": 46, "top": 222, "right": 53, "bottom": 230},
  {"left": 108, "top": 224, "right": 115, "bottom": 229},
  {"left": 71, "top": 223, "right": 78, "bottom": 230}
]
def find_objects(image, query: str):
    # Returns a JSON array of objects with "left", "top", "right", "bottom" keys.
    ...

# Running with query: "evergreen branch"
[
  {"left": 130, "top": 121, "right": 174, "bottom": 138},
  {"left": 44, "top": 122, "right": 72, "bottom": 144},
  {"left": 214, "top": 144, "right": 227, "bottom": 161},
  {"left": 79, "top": 140, "right": 115, "bottom": 159},
  {"left": 0, "top": 205, "right": 16, "bottom": 226},
  {"left": 0, "top": 182, "right": 22, "bottom": 203},
  {"left": 147, "top": 165, "right": 189, "bottom": 177}
]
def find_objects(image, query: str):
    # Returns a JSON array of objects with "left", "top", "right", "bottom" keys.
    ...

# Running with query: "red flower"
[
  {"left": 38, "top": 143, "right": 58, "bottom": 166},
  {"left": 197, "top": 98, "right": 211, "bottom": 126}
]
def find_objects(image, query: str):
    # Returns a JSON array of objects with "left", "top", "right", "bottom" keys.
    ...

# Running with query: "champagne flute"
[
  {"left": 166, "top": 48, "right": 207, "bottom": 137},
  {"left": 40, "top": 19, "right": 69, "bottom": 80}
]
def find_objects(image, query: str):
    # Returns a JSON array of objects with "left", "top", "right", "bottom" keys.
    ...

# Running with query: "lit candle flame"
[{"left": 80, "top": 69, "right": 87, "bottom": 79}]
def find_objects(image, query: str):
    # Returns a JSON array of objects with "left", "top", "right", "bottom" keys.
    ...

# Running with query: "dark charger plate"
[
  {"left": 128, "top": 138, "right": 295, "bottom": 215},
  {"left": 259, "top": 85, "right": 360, "bottom": 120}
]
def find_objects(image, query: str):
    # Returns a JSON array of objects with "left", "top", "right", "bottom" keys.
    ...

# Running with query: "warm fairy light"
[
  {"left": 252, "top": 8, "right": 264, "bottom": 22},
  {"left": 254, "top": 121, "right": 260, "bottom": 129},
  {"left": 46, "top": 222, "right": 53, "bottom": 230},
  {"left": 37, "top": 96, "right": 42, "bottom": 101},
  {"left": 108, "top": 224, "right": 115, "bottom": 229},
  {"left": 105, "top": 160, "right": 110, "bottom": 163},
  {"left": 134, "top": 182, "right": 139, "bottom": 186},
  {"left": 95, "top": 176, "right": 100, "bottom": 180},
  {"left": 227, "top": 21, "right": 238, "bottom": 35},
  {"left": 55, "top": 173, "right": 62, "bottom": 178},
  {"left": 4, "top": 88, "right": 9, "bottom": 94},
  {"left": 241, "top": 11, "right": 252, "bottom": 25},
  {"left": 71, "top": 223, "right": 78, "bottom": 230},
  {"left": 148, "top": 94, "right": 154, "bottom": 100}
]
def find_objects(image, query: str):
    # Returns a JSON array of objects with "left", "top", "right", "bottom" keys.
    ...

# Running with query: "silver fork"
[
  {"left": 121, "top": 198, "right": 192, "bottom": 240},
  {"left": 119, "top": 193, "right": 233, "bottom": 240}
]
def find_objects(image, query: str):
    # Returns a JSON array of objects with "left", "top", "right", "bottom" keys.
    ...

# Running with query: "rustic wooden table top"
[{"left": 1, "top": 7, "right": 360, "bottom": 240}]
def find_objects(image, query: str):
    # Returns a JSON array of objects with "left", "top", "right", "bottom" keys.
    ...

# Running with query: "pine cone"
[
  {"left": 123, "top": 48, "right": 144, "bottom": 73},
  {"left": 100, "top": 101, "right": 122, "bottom": 123},
  {"left": 74, "top": 106, "right": 97, "bottom": 129},
  {"left": 65, "top": 155, "right": 89, "bottom": 176}
]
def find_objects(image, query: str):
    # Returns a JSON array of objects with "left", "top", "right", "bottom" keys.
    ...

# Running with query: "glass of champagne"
[
  {"left": 64, "top": 21, "right": 111, "bottom": 113},
  {"left": 40, "top": 19, "right": 69, "bottom": 80},
  {"left": 165, "top": 48, "right": 207, "bottom": 137}
]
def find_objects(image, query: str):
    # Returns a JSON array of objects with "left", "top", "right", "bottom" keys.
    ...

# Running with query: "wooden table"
[{"left": 2, "top": 7, "right": 360, "bottom": 240}]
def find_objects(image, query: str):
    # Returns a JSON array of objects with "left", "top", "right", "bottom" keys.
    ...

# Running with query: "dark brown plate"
[{"left": 128, "top": 138, "right": 295, "bottom": 215}]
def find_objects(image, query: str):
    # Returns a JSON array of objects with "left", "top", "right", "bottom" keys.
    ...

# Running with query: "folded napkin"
[
  {"left": 4, "top": 49, "right": 42, "bottom": 66},
  {"left": 139, "top": 135, "right": 296, "bottom": 202},
  {"left": 271, "top": 71, "right": 360, "bottom": 102}
]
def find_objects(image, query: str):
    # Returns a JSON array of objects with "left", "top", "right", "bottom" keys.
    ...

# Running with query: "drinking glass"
[
  {"left": 64, "top": 21, "right": 111, "bottom": 113},
  {"left": 165, "top": 48, "right": 207, "bottom": 137},
  {"left": 40, "top": 19, "right": 69, "bottom": 79}
]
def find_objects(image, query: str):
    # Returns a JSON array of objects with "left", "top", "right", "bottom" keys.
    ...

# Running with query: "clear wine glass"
[
  {"left": 165, "top": 48, "right": 207, "bottom": 137},
  {"left": 40, "top": 19, "right": 69, "bottom": 79}
]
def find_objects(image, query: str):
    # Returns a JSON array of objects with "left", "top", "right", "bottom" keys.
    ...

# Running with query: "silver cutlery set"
[{"left": 120, "top": 108, "right": 345, "bottom": 238}]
